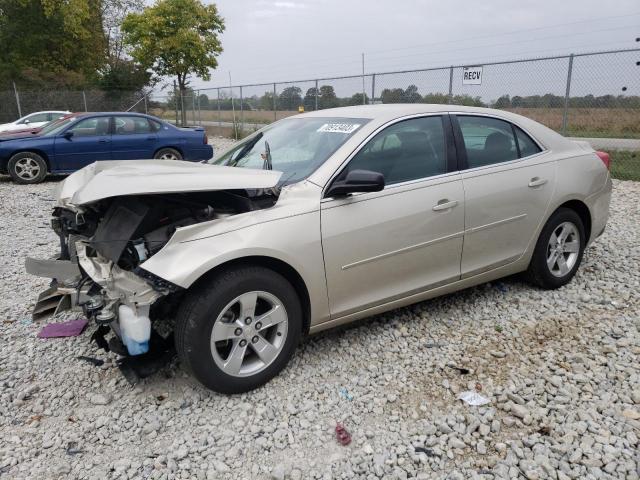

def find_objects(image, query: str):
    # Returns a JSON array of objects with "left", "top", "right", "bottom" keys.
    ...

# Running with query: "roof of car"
[
  {"left": 297, "top": 103, "right": 516, "bottom": 121},
  {"left": 71, "top": 112, "right": 154, "bottom": 117}
]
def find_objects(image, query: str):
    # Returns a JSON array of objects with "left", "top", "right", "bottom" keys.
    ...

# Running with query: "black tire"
[
  {"left": 7, "top": 152, "right": 48, "bottom": 184},
  {"left": 175, "top": 266, "right": 302, "bottom": 394},
  {"left": 526, "top": 207, "right": 586, "bottom": 289},
  {"left": 153, "top": 148, "right": 183, "bottom": 160}
]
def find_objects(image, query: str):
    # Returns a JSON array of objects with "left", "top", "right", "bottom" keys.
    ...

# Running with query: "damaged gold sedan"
[{"left": 26, "top": 105, "right": 611, "bottom": 393}]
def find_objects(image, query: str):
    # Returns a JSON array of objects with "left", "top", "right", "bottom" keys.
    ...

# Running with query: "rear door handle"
[
  {"left": 98, "top": 139, "right": 110, "bottom": 143},
  {"left": 528, "top": 177, "right": 547, "bottom": 187},
  {"left": 146, "top": 136, "right": 155, "bottom": 141},
  {"left": 432, "top": 200, "right": 458, "bottom": 211}
]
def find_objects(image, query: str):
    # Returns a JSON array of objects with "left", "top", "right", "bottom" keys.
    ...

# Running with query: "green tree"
[
  {"left": 122, "top": 0, "right": 225, "bottom": 124},
  {"left": 380, "top": 88, "right": 404, "bottom": 103},
  {"left": 0, "top": 0, "right": 106, "bottom": 88},
  {"left": 278, "top": 86, "right": 302, "bottom": 111},
  {"left": 304, "top": 87, "right": 318, "bottom": 111},
  {"left": 345, "top": 92, "right": 369, "bottom": 106},
  {"left": 494, "top": 95, "right": 511, "bottom": 109},
  {"left": 198, "top": 93, "right": 210, "bottom": 109},
  {"left": 260, "top": 91, "right": 275, "bottom": 111},
  {"left": 403, "top": 85, "right": 421, "bottom": 103},
  {"left": 318, "top": 85, "right": 339, "bottom": 109}
]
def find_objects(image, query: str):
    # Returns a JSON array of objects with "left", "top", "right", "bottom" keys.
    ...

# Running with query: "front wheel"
[
  {"left": 8, "top": 152, "right": 48, "bottom": 184},
  {"left": 154, "top": 148, "right": 183, "bottom": 161},
  {"left": 175, "top": 266, "right": 302, "bottom": 393},
  {"left": 526, "top": 208, "right": 585, "bottom": 289}
]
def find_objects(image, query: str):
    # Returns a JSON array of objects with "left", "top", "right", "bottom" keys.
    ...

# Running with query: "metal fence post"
[
  {"left": 82, "top": 91, "right": 88, "bottom": 112},
  {"left": 240, "top": 86, "right": 244, "bottom": 133},
  {"left": 448, "top": 67, "right": 454, "bottom": 104},
  {"left": 12, "top": 82, "right": 22, "bottom": 117},
  {"left": 273, "top": 83, "right": 277, "bottom": 122},
  {"left": 371, "top": 74, "right": 376, "bottom": 104},
  {"left": 173, "top": 80, "right": 179, "bottom": 125},
  {"left": 144, "top": 94, "right": 148, "bottom": 115},
  {"left": 314, "top": 80, "right": 318, "bottom": 110},
  {"left": 562, "top": 54, "right": 574, "bottom": 136},
  {"left": 217, "top": 88, "right": 221, "bottom": 128},
  {"left": 192, "top": 93, "right": 196, "bottom": 126},
  {"left": 197, "top": 91, "right": 201, "bottom": 125}
]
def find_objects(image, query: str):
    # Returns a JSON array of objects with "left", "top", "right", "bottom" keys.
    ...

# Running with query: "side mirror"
[
  {"left": 62, "top": 131, "right": 74, "bottom": 139},
  {"left": 24, "top": 119, "right": 30, "bottom": 124},
  {"left": 326, "top": 169, "right": 385, "bottom": 197}
]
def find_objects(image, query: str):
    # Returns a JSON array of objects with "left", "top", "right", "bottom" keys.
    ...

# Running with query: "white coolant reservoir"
[{"left": 118, "top": 304, "right": 151, "bottom": 355}]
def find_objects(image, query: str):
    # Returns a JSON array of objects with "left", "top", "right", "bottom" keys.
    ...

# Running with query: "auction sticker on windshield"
[{"left": 317, "top": 123, "right": 361, "bottom": 134}]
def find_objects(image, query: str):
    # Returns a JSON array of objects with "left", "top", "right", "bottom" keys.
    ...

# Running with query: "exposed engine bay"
[{"left": 26, "top": 188, "right": 279, "bottom": 378}]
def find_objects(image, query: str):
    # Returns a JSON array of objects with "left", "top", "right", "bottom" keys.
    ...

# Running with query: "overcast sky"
[{"left": 191, "top": 0, "right": 639, "bottom": 89}]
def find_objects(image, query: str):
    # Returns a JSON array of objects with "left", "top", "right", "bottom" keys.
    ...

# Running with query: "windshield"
[
  {"left": 211, "top": 117, "right": 369, "bottom": 184},
  {"left": 39, "top": 116, "right": 76, "bottom": 136}
]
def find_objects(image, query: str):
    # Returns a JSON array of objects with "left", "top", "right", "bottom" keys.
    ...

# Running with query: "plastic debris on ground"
[
  {"left": 338, "top": 387, "right": 353, "bottom": 401},
  {"left": 37, "top": 318, "right": 88, "bottom": 338},
  {"left": 335, "top": 423, "right": 352, "bottom": 446},
  {"left": 458, "top": 390, "right": 491, "bottom": 406}
]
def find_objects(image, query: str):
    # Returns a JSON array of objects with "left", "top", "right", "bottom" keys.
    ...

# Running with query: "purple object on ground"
[{"left": 37, "top": 318, "right": 88, "bottom": 338}]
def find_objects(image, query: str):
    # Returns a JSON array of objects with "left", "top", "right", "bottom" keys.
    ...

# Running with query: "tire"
[
  {"left": 175, "top": 266, "right": 302, "bottom": 394},
  {"left": 526, "top": 207, "right": 586, "bottom": 289},
  {"left": 8, "top": 152, "right": 48, "bottom": 184},
  {"left": 153, "top": 148, "right": 183, "bottom": 161}
]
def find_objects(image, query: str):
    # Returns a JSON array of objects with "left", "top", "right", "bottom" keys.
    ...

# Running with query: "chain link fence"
[{"left": 2, "top": 48, "right": 638, "bottom": 179}]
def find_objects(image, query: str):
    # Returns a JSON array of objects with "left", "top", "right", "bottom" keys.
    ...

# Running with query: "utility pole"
[{"left": 173, "top": 80, "right": 179, "bottom": 125}]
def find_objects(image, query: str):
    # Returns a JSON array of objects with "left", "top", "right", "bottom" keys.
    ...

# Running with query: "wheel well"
[
  {"left": 557, "top": 200, "right": 591, "bottom": 243},
  {"left": 9, "top": 150, "right": 51, "bottom": 171},
  {"left": 194, "top": 256, "right": 312, "bottom": 335},
  {"left": 154, "top": 146, "right": 183, "bottom": 158}
]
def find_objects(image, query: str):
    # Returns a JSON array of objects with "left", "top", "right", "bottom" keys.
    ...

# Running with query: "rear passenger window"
[
  {"left": 458, "top": 116, "right": 517, "bottom": 168},
  {"left": 114, "top": 116, "right": 153, "bottom": 135},
  {"left": 345, "top": 116, "right": 447, "bottom": 185},
  {"left": 514, "top": 126, "right": 542, "bottom": 158}
]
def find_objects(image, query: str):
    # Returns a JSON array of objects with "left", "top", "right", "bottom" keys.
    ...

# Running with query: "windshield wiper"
[
  {"left": 263, "top": 141, "right": 272, "bottom": 170},
  {"left": 231, "top": 132, "right": 263, "bottom": 166}
]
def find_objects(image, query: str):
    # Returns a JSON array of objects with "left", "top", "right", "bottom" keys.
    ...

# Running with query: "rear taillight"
[
  {"left": 596, "top": 151, "right": 610, "bottom": 170},
  {"left": 203, "top": 133, "right": 208, "bottom": 144}
]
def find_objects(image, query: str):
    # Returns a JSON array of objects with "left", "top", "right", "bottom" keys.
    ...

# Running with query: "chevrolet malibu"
[{"left": 26, "top": 104, "right": 612, "bottom": 393}]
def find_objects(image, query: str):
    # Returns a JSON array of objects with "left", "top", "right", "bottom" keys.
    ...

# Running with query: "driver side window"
[
  {"left": 69, "top": 117, "right": 110, "bottom": 137},
  {"left": 343, "top": 116, "right": 447, "bottom": 185}
]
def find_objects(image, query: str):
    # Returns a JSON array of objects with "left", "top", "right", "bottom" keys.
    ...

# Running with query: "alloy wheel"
[
  {"left": 210, "top": 291, "right": 288, "bottom": 377},
  {"left": 546, "top": 221, "right": 580, "bottom": 278},
  {"left": 14, "top": 157, "right": 41, "bottom": 180}
]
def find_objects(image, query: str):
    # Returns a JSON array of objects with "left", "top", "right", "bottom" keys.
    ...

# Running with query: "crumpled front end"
[{"left": 26, "top": 169, "right": 281, "bottom": 360}]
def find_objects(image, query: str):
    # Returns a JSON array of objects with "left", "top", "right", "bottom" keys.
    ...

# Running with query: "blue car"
[{"left": 0, "top": 112, "right": 213, "bottom": 184}]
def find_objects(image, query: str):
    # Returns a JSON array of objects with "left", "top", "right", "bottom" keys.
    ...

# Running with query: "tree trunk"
[{"left": 177, "top": 74, "right": 189, "bottom": 126}]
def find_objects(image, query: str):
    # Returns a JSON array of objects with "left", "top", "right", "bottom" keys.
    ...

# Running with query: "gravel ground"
[{"left": 1, "top": 141, "right": 639, "bottom": 480}]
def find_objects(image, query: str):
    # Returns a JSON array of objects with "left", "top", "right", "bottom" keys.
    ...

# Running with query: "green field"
[{"left": 610, "top": 151, "right": 640, "bottom": 181}]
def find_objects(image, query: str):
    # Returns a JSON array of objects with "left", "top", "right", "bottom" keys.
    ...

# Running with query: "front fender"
[{"left": 140, "top": 209, "right": 330, "bottom": 325}]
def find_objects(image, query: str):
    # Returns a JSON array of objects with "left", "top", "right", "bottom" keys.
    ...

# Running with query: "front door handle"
[
  {"left": 432, "top": 199, "right": 458, "bottom": 211},
  {"left": 528, "top": 177, "right": 547, "bottom": 188},
  {"left": 98, "top": 139, "right": 110, "bottom": 143}
]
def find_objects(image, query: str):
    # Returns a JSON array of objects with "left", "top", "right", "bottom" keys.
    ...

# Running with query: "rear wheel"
[
  {"left": 8, "top": 152, "right": 48, "bottom": 184},
  {"left": 175, "top": 266, "right": 302, "bottom": 393},
  {"left": 526, "top": 208, "right": 585, "bottom": 289},
  {"left": 154, "top": 148, "right": 182, "bottom": 161}
]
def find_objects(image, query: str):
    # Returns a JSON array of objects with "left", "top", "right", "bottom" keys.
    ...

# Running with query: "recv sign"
[{"left": 462, "top": 66, "right": 483, "bottom": 85}]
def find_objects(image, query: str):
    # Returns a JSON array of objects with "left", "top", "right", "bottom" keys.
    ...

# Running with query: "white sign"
[
  {"left": 317, "top": 123, "right": 361, "bottom": 134},
  {"left": 462, "top": 66, "right": 483, "bottom": 85}
]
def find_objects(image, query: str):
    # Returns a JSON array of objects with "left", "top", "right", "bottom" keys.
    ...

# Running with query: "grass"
[
  {"left": 610, "top": 150, "right": 640, "bottom": 181},
  {"left": 508, "top": 108, "right": 640, "bottom": 139}
]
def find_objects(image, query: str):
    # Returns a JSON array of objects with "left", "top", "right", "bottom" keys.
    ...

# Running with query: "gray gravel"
[{"left": 1, "top": 141, "right": 639, "bottom": 479}]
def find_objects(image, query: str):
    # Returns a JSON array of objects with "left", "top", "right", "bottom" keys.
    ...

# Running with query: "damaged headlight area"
[{"left": 26, "top": 189, "right": 278, "bottom": 361}]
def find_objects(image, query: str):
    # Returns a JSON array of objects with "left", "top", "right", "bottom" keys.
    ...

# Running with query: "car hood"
[{"left": 57, "top": 160, "right": 283, "bottom": 206}]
